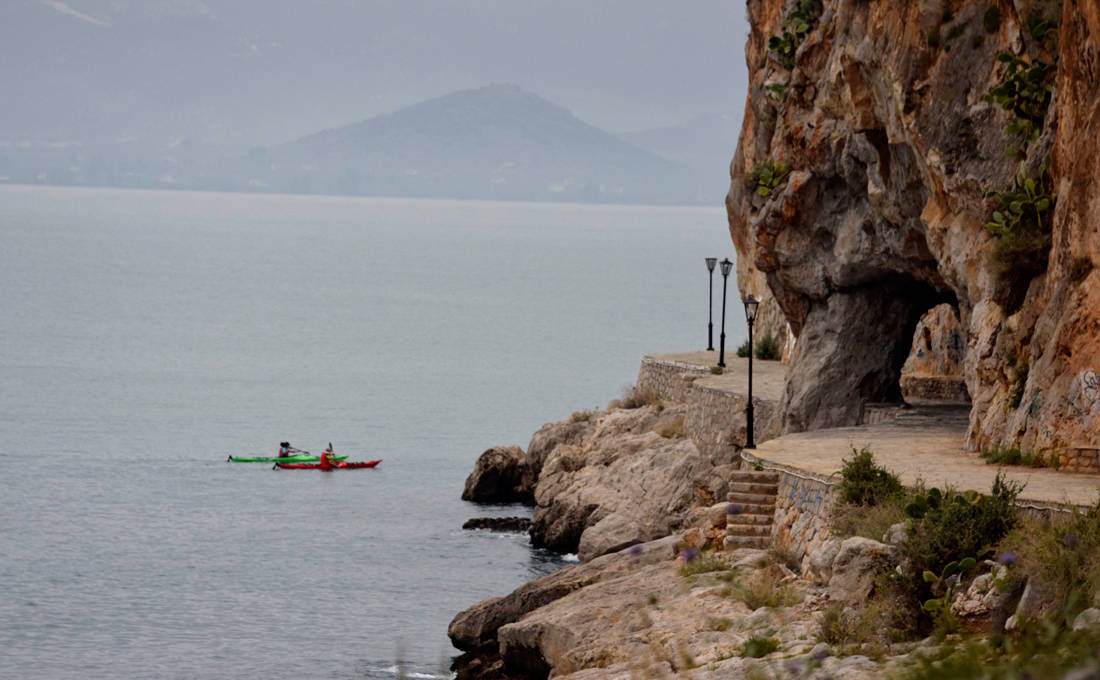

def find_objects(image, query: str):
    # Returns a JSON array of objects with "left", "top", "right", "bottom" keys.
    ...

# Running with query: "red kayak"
[{"left": 274, "top": 459, "right": 382, "bottom": 470}]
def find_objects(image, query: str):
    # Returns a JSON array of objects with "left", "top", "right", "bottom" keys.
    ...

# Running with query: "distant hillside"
[
  {"left": 620, "top": 112, "right": 743, "bottom": 203},
  {"left": 238, "top": 85, "right": 702, "bottom": 204}
]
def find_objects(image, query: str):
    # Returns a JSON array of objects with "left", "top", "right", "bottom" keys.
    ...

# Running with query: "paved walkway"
[
  {"left": 746, "top": 420, "right": 1100, "bottom": 509},
  {"left": 645, "top": 351, "right": 788, "bottom": 402},
  {"left": 646, "top": 351, "right": 1100, "bottom": 510}
]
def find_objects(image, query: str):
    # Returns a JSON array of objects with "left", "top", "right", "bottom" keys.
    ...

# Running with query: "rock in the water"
[
  {"left": 462, "top": 445, "right": 530, "bottom": 504},
  {"left": 828, "top": 537, "right": 899, "bottom": 604},
  {"left": 463, "top": 517, "right": 532, "bottom": 533},
  {"left": 448, "top": 535, "right": 679, "bottom": 652}
]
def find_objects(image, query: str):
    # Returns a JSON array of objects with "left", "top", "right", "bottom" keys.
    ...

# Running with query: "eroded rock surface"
[
  {"left": 530, "top": 404, "right": 739, "bottom": 560},
  {"left": 727, "top": 0, "right": 1100, "bottom": 450},
  {"left": 462, "top": 445, "right": 530, "bottom": 504}
]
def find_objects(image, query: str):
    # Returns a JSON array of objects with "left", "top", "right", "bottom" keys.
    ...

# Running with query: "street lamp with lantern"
[
  {"left": 743, "top": 294, "right": 760, "bottom": 449},
  {"left": 705, "top": 257, "right": 718, "bottom": 351},
  {"left": 717, "top": 258, "right": 733, "bottom": 368}
]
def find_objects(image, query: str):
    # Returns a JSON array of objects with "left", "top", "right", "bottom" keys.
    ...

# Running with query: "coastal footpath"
[{"left": 451, "top": 353, "right": 1100, "bottom": 680}]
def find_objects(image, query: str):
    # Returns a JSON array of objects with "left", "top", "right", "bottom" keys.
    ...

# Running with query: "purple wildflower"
[
  {"left": 679, "top": 547, "right": 700, "bottom": 562},
  {"left": 998, "top": 551, "right": 1018, "bottom": 566},
  {"left": 628, "top": 544, "right": 644, "bottom": 557}
]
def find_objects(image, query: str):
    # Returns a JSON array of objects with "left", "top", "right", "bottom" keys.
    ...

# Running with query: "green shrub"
[
  {"left": 1007, "top": 498, "right": 1100, "bottom": 617},
  {"left": 945, "top": 22, "right": 966, "bottom": 43},
  {"left": 617, "top": 385, "right": 663, "bottom": 410},
  {"left": 747, "top": 160, "right": 791, "bottom": 198},
  {"left": 832, "top": 493, "right": 909, "bottom": 540},
  {"left": 754, "top": 331, "right": 781, "bottom": 360},
  {"left": 679, "top": 551, "right": 730, "bottom": 577},
  {"left": 655, "top": 415, "right": 685, "bottom": 439},
  {"left": 985, "top": 52, "right": 1054, "bottom": 153},
  {"left": 897, "top": 474, "right": 1022, "bottom": 632},
  {"left": 739, "top": 635, "right": 780, "bottom": 659},
  {"left": 767, "top": 0, "right": 820, "bottom": 69},
  {"left": 981, "top": 444, "right": 1059, "bottom": 468},
  {"left": 1025, "top": 11, "right": 1057, "bottom": 41},
  {"left": 767, "top": 82, "right": 789, "bottom": 100},
  {"left": 837, "top": 446, "right": 903, "bottom": 507},
  {"left": 986, "top": 162, "right": 1055, "bottom": 304},
  {"left": 730, "top": 570, "right": 802, "bottom": 610},
  {"left": 736, "top": 339, "right": 752, "bottom": 358}
]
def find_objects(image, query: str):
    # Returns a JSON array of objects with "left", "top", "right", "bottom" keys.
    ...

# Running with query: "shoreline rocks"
[{"left": 462, "top": 517, "right": 533, "bottom": 533}]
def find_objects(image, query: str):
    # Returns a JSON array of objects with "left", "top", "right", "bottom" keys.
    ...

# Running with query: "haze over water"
[{"left": 0, "top": 186, "right": 742, "bottom": 679}]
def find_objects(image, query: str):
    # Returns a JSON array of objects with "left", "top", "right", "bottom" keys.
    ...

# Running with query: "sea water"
[{"left": 0, "top": 186, "right": 743, "bottom": 679}]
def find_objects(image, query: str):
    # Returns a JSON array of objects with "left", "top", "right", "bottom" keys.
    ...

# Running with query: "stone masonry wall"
[
  {"left": 637, "top": 357, "right": 782, "bottom": 458},
  {"left": 751, "top": 458, "right": 840, "bottom": 569}
]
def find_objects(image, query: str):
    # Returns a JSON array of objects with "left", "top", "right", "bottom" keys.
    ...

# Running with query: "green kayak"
[{"left": 227, "top": 454, "right": 348, "bottom": 463}]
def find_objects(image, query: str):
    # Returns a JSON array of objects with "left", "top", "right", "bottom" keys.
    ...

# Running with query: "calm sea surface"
[{"left": 0, "top": 186, "right": 742, "bottom": 680}]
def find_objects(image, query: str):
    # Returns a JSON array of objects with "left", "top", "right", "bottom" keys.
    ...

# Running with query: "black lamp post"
[
  {"left": 705, "top": 257, "right": 717, "bottom": 351},
  {"left": 744, "top": 294, "right": 760, "bottom": 449},
  {"left": 717, "top": 258, "right": 733, "bottom": 367}
]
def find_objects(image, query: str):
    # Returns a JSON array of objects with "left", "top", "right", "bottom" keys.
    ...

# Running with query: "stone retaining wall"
[
  {"left": 1060, "top": 446, "right": 1100, "bottom": 474},
  {"left": 637, "top": 357, "right": 781, "bottom": 458},
  {"left": 739, "top": 453, "right": 840, "bottom": 567},
  {"left": 636, "top": 356, "right": 709, "bottom": 403}
]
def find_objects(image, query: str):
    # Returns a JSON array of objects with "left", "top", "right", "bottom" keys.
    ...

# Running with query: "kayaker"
[
  {"left": 278, "top": 442, "right": 303, "bottom": 458},
  {"left": 319, "top": 443, "right": 335, "bottom": 470}
]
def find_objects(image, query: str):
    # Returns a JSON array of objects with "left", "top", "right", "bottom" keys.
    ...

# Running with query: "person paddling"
[
  {"left": 319, "top": 443, "right": 336, "bottom": 470},
  {"left": 278, "top": 442, "right": 303, "bottom": 458}
]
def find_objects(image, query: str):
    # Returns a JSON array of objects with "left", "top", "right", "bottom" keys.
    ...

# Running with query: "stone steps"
[
  {"left": 724, "top": 534, "right": 771, "bottom": 550},
  {"left": 729, "top": 481, "right": 779, "bottom": 495},
  {"left": 725, "top": 469, "right": 778, "bottom": 551}
]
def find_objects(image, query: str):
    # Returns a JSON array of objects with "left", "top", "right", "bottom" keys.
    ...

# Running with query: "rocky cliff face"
[{"left": 727, "top": 0, "right": 1099, "bottom": 450}]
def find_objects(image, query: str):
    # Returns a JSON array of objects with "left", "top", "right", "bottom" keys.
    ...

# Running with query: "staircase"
[{"left": 724, "top": 470, "right": 778, "bottom": 550}]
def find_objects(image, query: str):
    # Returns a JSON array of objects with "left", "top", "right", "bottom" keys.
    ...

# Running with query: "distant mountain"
[
  {"left": 236, "top": 84, "right": 704, "bottom": 204},
  {"left": 620, "top": 113, "right": 744, "bottom": 202}
]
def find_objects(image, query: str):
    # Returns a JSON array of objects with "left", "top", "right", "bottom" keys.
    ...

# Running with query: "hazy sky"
[{"left": 1, "top": 0, "right": 751, "bottom": 144}]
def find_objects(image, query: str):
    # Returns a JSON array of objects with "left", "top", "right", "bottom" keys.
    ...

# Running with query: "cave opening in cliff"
[{"left": 888, "top": 278, "right": 964, "bottom": 406}]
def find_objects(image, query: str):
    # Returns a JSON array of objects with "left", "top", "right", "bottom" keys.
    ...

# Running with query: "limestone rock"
[
  {"left": 462, "top": 445, "right": 531, "bottom": 504},
  {"left": 727, "top": 0, "right": 1100, "bottom": 449},
  {"left": 951, "top": 567, "right": 1014, "bottom": 619},
  {"left": 806, "top": 537, "right": 842, "bottom": 584},
  {"left": 448, "top": 535, "right": 679, "bottom": 651},
  {"left": 524, "top": 417, "right": 596, "bottom": 491},
  {"left": 530, "top": 404, "right": 736, "bottom": 559},
  {"left": 827, "top": 537, "right": 899, "bottom": 604},
  {"left": 881, "top": 522, "right": 907, "bottom": 546},
  {"left": 1073, "top": 608, "right": 1100, "bottom": 632}
]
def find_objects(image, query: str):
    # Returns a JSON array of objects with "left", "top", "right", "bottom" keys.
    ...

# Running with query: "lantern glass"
[
  {"left": 719, "top": 258, "right": 733, "bottom": 276},
  {"left": 705, "top": 257, "right": 717, "bottom": 272},
  {"left": 744, "top": 295, "right": 759, "bottom": 323}
]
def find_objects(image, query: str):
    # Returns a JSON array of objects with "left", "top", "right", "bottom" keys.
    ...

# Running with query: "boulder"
[
  {"left": 805, "top": 537, "right": 842, "bottom": 584},
  {"left": 524, "top": 417, "right": 596, "bottom": 490},
  {"left": 881, "top": 522, "right": 906, "bottom": 547},
  {"left": 462, "top": 445, "right": 530, "bottom": 504},
  {"left": 1073, "top": 608, "right": 1100, "bottom": 632},
  {"left": 827, "top": 537, "right": 899, "bottom": 604},
  {"left": 530, "top": 404, "right": 736, "bottom": 559},
  {"left": 448, "top": 535, "right": 679, "bottom": 651}
]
